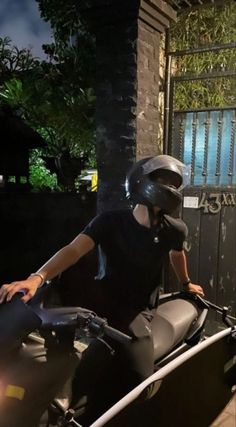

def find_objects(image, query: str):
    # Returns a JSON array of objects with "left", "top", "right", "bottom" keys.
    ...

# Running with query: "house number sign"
[{"left": 198, "top": 192, "right": 236, "bottom": 214}]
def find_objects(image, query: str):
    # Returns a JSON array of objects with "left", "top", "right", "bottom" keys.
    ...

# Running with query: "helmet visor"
[{"left": 142, "top": 155, "right": 191, "bottom": 190}]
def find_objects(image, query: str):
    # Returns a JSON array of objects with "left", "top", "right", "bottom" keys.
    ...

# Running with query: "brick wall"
[
  {"left": 91, "top": 0, "right": 176, "bottom": 212},
  {"left": 137, "top": 20, "right": 162, "bottom": 159}
]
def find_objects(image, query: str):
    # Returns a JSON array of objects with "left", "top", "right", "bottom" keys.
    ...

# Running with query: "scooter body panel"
[
  {"left": 0, "top": 293, "right": 234, "bottom": 427},
  {"left": 90, "top": 328, "right": 236, "bottom": 427},
  {"left": 0, "top": 343, "right": 81, "bottom": 427}
]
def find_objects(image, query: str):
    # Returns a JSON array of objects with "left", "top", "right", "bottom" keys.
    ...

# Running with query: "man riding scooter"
[{"left": 0, "top": 154, "right": 204, "bottom": 422}]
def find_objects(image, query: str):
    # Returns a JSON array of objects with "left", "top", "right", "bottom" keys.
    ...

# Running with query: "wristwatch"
[{"left": 182, "top": 279, "right": 191, "bottom": 287}]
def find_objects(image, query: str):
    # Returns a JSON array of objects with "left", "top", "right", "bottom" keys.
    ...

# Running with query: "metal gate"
[
  {"left": 172, "top": 109, "right": 236, "bottom": 187},
  {"left": 167, "top": 109, "right": 236, "bottom": 316},
  {"left": 164, "top": 1, "right": 236, "bottom": 314}
]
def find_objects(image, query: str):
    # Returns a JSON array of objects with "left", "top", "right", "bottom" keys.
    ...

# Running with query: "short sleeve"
[
  {"left": 81, "top": 212, "right": 110, "bottom": 245},
  {"left": 169, "top": 220, "right": 188, "bottom": 251}
]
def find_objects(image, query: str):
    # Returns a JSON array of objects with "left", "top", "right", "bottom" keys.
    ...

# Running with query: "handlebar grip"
[
  {"left": 88, "top": 315, "right": 132, "bottom": 344},
  {"left": 103, "top": 324, "right": 132, "bottom": 345}
]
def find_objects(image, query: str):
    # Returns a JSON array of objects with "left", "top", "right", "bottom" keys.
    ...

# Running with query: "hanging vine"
[{"left": 170, "top": 0, "right": 236, "bottom": 110}]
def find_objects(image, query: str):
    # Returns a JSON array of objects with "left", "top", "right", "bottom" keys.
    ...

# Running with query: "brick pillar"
[
  {"left": 136, "top": 19, "right": 161, "bottom": 160},
  {"left": 83, "top": 0, "right": 176, "bottom": 212}
]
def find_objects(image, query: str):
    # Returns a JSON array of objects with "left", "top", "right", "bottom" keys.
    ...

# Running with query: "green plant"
[
  {"left": 170, "top": 0, "right": 236, "bottom": 110},
  {"left": 0, "top": 34, "right": 96, "bottom": 191},
  {"left": 0, "top": 36, "right": 39, "bottom": 81},
  {"left": 29, "top": 150, "right": 59, "bottom": 191}
]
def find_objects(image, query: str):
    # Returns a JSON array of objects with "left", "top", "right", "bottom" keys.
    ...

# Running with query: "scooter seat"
[{"left": 152, "top": 299, "right": 198, "bottom": 361}]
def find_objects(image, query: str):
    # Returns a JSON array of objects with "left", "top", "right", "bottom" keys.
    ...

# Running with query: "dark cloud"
[{"left": 0, "top": 0, "right": 52, "bottom": 59}]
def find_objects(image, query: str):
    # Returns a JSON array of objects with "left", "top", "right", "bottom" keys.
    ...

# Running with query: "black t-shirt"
[{"left": 82, "top": 209, "right": 187, "bottom": 311}]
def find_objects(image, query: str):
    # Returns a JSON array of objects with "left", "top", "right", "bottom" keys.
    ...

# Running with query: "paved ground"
[{"left": 211, "top": 394, "right": 236, "bottom": 427}]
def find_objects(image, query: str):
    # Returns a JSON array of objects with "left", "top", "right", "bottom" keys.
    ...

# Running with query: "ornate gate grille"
[
  {"left": 172, "top": 108, "right": 236, "bottom": 186},
  {"left": 164, "top": 1, "right": 236, "bottom": 316}
]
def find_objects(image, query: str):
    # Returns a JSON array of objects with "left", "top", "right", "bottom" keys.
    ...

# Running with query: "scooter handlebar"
[
  {"left": 33, "top": 306, "right": 132, "bottom": 345},
  {"left": 103, "top": 324, "right": 132, "bottom": 344},
  {"left": 76, "top": 312, "right": 132, "bottom": 345}
]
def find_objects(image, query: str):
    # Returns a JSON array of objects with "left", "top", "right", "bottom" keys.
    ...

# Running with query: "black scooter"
[
  {"left": 90, "top": 297, "right": 236, "bottom": 427},
  {"left": 0, "top": 288, "right": 235, "bottom": 427}
]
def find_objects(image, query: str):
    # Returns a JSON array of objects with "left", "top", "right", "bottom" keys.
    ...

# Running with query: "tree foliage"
[
  {"left": 0, "top": 36, "right": 40, "bottom": 82},
  {"left": 37, "top": 0, "right": 95, "bottom": 89},
  {"left": 29, "top": 149, "right": 59, "bottom": 192},
  {"left": 0, "top": 0, "right": 96, "bottom": 191},
  {"left": 36, "top": 0, "right": 91, "bottom": 41}
]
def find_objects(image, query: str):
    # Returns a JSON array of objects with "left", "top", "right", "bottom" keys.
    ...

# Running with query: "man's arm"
[
  {"left": 37, "top": 233, "right": 95, "bottom": 282},
  {"left": 0, "top": 233, "right": 95, "bottom": 303},
  {"left": 169, "top": 249, "right": 204, "bottom": 296}
]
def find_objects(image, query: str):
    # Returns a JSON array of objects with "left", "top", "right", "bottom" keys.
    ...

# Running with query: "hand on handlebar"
[
  {"left": 186, "top": 282, "right": 204, "bottom": 297},
  {"left": 0, "top": 276, "right": 41, "bottom": 303}
]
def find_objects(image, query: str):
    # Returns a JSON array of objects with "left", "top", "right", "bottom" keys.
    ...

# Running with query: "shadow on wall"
[{"left": 0, "top": 192, "right": 97, "bottom": 307}]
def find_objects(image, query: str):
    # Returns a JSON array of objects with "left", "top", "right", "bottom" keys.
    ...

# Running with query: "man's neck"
[{"left": 132, "top": 204, "right": 161, "bottom": 228}]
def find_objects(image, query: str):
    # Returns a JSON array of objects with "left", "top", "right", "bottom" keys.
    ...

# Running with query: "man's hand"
[
  {"left": 0, "top": 276, "right": 41, "bottom": 303},
  {"left": 185, "top": 282, "right": 204, "bottom": 297},
  {"left": 169, "top": 250, "right": 205, "bottom": 297}
]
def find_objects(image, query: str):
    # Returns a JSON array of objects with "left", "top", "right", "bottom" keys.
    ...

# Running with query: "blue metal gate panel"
[
  {"left": 173, "top": 109, "right": 236, "bottom": 186},
  {"left": 170, "top": 109, "right": 236, "bottom": 318}
]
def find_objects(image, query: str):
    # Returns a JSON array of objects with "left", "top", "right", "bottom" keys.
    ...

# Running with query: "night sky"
[{"left": 0, "top": 0, "right": 52, "bottom": 59}]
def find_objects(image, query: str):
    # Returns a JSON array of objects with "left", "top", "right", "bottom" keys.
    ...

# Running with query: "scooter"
[
  {"left": 90, "top": 297, "right": 236, "bottom": 427},
  {"left": 0, "top": 288, "right": 235, "bottom": 427},
  {"left": 0, "top": 289, "right": 130, "bottom": 427}
]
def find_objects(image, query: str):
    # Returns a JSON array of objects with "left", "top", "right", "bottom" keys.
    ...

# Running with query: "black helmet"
[{"left": 125, "top": 155, "right": 190, "bottom": 214}]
